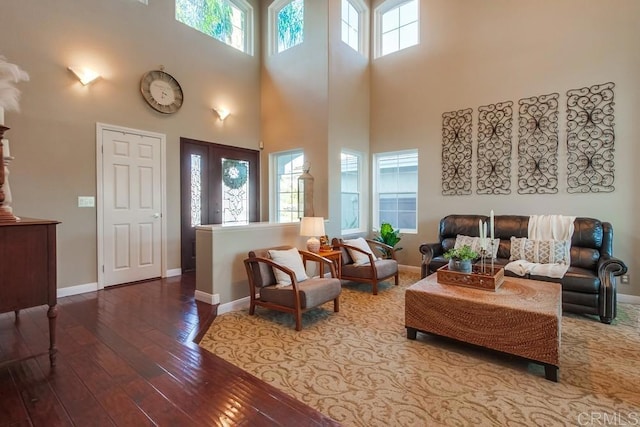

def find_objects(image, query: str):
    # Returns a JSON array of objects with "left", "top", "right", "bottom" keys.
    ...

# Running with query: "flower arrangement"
[{"left": 0, "top": 56, "right": 29, "bottom": 123}]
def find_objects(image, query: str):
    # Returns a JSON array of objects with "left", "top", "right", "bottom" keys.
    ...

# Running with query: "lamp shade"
[{"left": 300, "top": 217, "right": 325, "bottom": 237}]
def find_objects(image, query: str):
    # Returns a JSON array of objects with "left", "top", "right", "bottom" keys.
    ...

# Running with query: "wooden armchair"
[
  {"left": 243, "top": 246, "right": 341, "bottom": 331},
  {"left": 332, "top": 238, "right": 399, "bottom": 295}
]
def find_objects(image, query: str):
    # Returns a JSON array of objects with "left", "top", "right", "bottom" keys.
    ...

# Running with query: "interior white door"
[{"left": 102, "top": 129, "right": 162, "bottom": 286}]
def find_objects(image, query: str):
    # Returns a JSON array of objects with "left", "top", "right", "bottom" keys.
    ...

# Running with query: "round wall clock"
[{"left": 140, "top": 70, "right": 184, "bottom": 114}]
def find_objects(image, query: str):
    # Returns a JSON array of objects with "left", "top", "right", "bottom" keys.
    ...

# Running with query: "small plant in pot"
[{"left": 444, "top": 245, "right": 479, "bottom": 273}]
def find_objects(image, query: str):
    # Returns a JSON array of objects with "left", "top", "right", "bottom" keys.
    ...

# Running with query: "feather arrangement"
[{"left": 0, "top": 56, "right": 29, "bottom": 112}]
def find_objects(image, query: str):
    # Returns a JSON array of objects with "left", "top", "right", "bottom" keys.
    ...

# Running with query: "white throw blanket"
[{"left": 505, "top": 214, "right": 576, "bottom": 279}]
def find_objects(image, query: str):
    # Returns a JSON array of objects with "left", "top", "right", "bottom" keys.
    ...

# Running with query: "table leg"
[
  {"left": 406, "top": 327, "right": 417, "bottom": 340},
  {"left": 47, "top": 304, "right": 58, "bottom": 367},
  {"left": 544, "top": 364, "right": 558, "bottom": 382}
]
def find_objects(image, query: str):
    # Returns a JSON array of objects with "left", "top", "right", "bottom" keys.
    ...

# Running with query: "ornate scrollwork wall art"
[
  {"left": 566, "top": 82, "right": 615, "bottom": 193},
  {"left": 476, "top": 101, "right": 513, "bottom": 195},
  {"left": 517, "top": 93, "right": 559, "bottom": 194},
  {"left": 442, "top": 108, "right": 473, "bottom": 195}
]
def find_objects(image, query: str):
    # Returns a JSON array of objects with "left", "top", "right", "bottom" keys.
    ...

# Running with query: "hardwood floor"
[{"left": 0, "top": 273, "right": 340, "bottom": 426}]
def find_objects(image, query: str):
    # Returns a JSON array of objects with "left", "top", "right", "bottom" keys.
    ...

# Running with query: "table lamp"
[{"left": 300, "top": 217, "right": 325, "bottom": 253}]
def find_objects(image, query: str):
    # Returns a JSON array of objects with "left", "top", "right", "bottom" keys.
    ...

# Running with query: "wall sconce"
[
  {"left": 68, "top": 66, "right": 101, "bottom": 85},
  {"left": 213, "top": 107, "right": 230, "bottom": 121}
]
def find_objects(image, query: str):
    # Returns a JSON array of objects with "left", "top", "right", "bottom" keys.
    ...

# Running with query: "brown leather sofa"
[{"left": 419, "top": 214, "right": 628, "bottom": 324}]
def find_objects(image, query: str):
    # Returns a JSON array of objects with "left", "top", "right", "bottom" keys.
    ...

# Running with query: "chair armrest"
[
  {"left": 598, "top": 254, "right": 628, "bottom": 278},
  {"left": 244, "top": 256, "right": 300, "bottom": 291},
  {"left": 299, "top": 250, "right": 338, "bottom": 278},
  {"left": 365, "top": 239, "right": 397, "bottom": 260},
  {"left": 419, "top": 243, "right": 443, "bottom": 278}
]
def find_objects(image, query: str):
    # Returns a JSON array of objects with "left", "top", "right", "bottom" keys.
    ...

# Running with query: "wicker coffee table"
[{"left": 405, "top": 274, "right": 562, "bottom": 381}]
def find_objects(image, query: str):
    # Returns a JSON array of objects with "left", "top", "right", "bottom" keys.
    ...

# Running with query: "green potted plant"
[
  {"left": 373, "top": 222, "right": 402, "bottom": 259},
  {"left": 443, "top": 245, "right": 479, "bottom": 273}
]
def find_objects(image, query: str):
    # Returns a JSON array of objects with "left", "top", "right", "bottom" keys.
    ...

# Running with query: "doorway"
[
  {"left": 97, "top": 123, "right": 167, "bottom": 288},
  {"left": 180, "top": 138, "right": 260, "bottom": 272}
]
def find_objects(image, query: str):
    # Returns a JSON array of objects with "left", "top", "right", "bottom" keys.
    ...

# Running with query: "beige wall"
[
  {"left": 260, "top": 0, "right": 330, "bottom": 221},
  {"left": 370, "top": 0, "right": 639, "bottom": 295},
  {"left": 2, "top": 0, "right": 262, "bottom": 289}
]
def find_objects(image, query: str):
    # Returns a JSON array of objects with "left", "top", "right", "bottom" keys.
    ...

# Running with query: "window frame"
[
  {"left": 372, "top": 149, "right": 418, "bottom": 234},
  {"left": 268, "top": 0, "right": 305, "bottom": 55},
  {"left": 270, "top": 149, "right": 305, "bottom": 223},
  {"left": 175, "top": 0, "right": 254, "bottom": 55},
  {"left": 340, "top": 149, "right": 365, "bottom": 235},
  {"left": 341, "top": 0, "right": 369, "bottom": 56},
  {"left": 374, "top": 0, "right": 419, "bottom": 59}
]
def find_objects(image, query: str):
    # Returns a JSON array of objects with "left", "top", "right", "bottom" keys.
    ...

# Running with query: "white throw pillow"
[
  {"left": 268, "top": 248, "right": 308, "bottom": 287},
  {"left": 454, "top": 235, "right": 499, "bottom": 258},
  {"left": 509, "top": 237, "right": 571, "bottom": 264},
  {"left": 344, "top": 237, "right": 377, "bottom": 266}
]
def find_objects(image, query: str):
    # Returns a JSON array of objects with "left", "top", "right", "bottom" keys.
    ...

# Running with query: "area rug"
[{"left": 199, "top": 273, "right": 640, "bottom": 426}]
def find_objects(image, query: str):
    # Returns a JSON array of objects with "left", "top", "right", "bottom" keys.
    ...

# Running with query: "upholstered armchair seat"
[
  {"left": 260, "top": 278, "right": 342, "bottom": 309},
  {"left": 244, "top": 246, "right": 341, "bottom": 331},
  {"left": 332, "top": 238, "right": 399, "bottom": 295}
]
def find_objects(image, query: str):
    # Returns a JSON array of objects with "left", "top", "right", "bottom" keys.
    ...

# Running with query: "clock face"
[{"left": 140, "top": 70, "right": 183, "bottom": 114}]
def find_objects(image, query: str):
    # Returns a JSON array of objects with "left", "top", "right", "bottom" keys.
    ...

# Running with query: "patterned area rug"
[{"left": 199, "top": 273, "right": 640, "bottom": 426}]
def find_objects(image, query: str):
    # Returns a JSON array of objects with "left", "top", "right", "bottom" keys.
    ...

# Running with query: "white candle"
[
  {"left": 479, "top": 219, "right": 483, "bottom": 239},
  {"left": 483, "top": 222, "right": 487, "bottom": 243},
  {"left": 0, "top": 106, "right": 4, "bottom": 126},
  {"left": 490, "top": 210, "right": 495, "bottom": 240}
]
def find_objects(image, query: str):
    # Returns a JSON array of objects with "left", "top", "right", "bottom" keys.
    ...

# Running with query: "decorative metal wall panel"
[
  {"left": 566, "top": 82, "right": 615, "bottom": 193},
  {"left": 517, "top": 93, "right": 559, "bottom": 194},
  {"left": 442, "top": 108, "right": 473, "bottom": 196},
  {"left": 476, "top": 101, "right": 513, "bottom": 195}
]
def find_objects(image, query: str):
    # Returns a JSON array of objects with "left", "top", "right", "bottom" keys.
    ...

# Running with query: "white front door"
[{"left": 100, "top": 126, "right": 163, "bottom": 286}]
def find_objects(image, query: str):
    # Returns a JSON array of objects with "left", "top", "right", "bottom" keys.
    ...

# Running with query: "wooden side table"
[
  {"left": 318, "top": 249, "right": 342, "bottom": 278},
  {"left": 301, "top": 249, "right": 342, "bottom": 278}
]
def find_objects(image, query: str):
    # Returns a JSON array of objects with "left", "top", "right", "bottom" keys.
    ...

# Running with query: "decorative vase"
[{"left": 448, "top": 259, "right": 472, "bottom": 273}]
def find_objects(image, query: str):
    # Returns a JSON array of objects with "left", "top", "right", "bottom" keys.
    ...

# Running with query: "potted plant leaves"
[
  {"left": 373, "top": 222, "right": 402, "bottom": 259},
  {"left": 443, "top": 245, "right": 479, "bottom": 273}
]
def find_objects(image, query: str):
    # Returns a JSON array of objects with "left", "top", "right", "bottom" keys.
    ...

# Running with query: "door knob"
[{"left": 152, "top": 213, "right": 161, "bottom": 219}]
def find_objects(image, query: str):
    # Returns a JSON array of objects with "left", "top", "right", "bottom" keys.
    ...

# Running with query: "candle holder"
[{"left": 489, "top": 239, "right": 496, "bottom": 272}]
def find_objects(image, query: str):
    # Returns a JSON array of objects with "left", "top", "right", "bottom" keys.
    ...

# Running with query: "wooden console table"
[{"left": 0, "top": 218, "right": 59, "bottom": 366}]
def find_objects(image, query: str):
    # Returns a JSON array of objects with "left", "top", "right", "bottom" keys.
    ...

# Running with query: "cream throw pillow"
[
  {"left": 268, "top": 248, "right": 308, "bottom": 287},
  {"left": 509, "top": 237, "right": 570, "bottom": 264},
  {"left": 454, "top": 235, "right": 499, "bottom": 258},
  {"left": 344, "top": 237, "right": 377, "bottom": 266}
]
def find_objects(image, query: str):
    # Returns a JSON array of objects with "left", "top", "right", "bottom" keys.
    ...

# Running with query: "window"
[
  {"left": 341, "top": 0, "right": 359, "bottom": 52},
  {"left": 375, "top": 0, "right": 419, "bottom": 58},
  {"left": 269, "top": 0, "right": 304, "bottom": 54},
  {"left": 373, "top": 150, "right": 418, "bottom": 232},
  {"left": 272, "top": 150, "right": 305, "bottom": 223},
  {"left": 341, "top": 151, "right": 363, "bottom": 234},
  {"left": 176, "top": 0, "right": 254, "bottom": 55}
]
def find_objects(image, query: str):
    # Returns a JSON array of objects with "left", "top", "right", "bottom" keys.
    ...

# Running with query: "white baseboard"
[
  {"left": 218, "top": 296, "right": 251, "bottom": 314},
  {"left": 619, "top": 293, "right": 640, "bottom": 304},
  {"left": 57, "top": 282, "right": 98, "bottom": 298},
  {"left": 165, "top": 268, "right": 182, "bottom": 277},
  {"left": 195, "top": 290, "right": 220, "bottom": 305}
]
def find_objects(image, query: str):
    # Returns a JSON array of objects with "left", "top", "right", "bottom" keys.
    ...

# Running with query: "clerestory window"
[
  {"left": 269, "top": 0, "right": 304, "bottom": 54},
  {"left": 176, "top": 0, "right": 254, "bottom": 55},
  {"left": 375, "top": 0, "right": 419, "bottom": 58}
]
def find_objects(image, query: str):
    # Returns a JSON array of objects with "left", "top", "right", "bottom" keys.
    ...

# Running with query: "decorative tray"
[{"left": 436, "top": 265, "right": 505, "bottom": 291}]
